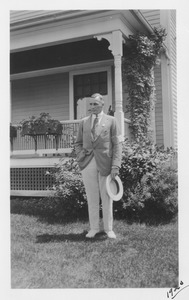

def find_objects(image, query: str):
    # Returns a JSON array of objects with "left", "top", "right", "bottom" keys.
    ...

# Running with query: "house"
[{"left": 10, "top": 9, "right": 176, "bottom": 197}]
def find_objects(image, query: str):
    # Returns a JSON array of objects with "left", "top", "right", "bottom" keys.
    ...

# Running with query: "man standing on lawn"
[{"left": 75, "top": 93, "right": 122, "bottom": 239}]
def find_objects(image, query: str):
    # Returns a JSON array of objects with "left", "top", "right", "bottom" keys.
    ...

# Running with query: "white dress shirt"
[{"left": 91, "top": 111, "right": 104, "bottom": 129}]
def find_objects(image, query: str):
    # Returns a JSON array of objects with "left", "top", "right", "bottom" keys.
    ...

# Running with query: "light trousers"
[{"left": 81, "top": 157, "right": 113, "bottom": 232}]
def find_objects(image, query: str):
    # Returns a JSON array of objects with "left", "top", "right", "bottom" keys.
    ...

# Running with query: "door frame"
[{"left": 69, "top": 65, "right": 112, "bottom": 120}]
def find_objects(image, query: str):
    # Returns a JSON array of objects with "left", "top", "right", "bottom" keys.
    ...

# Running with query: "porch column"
[
  {"left": 112, "top": 31, "right": 124, "bottom": 138},
  {"left": 94, "top": 30, "right": 124, "bottom": 138}
]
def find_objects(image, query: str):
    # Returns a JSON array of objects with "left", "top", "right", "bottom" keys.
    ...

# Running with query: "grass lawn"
[{"left": 11, "top": 214, "right": 178, "bottom": 288}]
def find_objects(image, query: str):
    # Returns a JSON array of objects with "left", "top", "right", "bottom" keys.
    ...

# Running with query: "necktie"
[{"left": 91, "top": 115, "right": 99, "bottom": 139}]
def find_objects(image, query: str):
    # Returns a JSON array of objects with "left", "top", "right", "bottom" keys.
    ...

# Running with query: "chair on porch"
[{"left": 77, "top": 97, "right": 91, "bottom": 119}]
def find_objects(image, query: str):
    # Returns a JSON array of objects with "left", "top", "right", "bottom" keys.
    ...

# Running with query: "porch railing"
[
  {"left": 10, "top": 118, "right": 132, "bottom": 155},
  {"left": 10, "top": 120, "right": 81, "bottom": 155}
]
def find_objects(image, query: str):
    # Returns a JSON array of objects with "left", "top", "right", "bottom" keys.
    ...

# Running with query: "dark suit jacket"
[{"left": 75, "top": 113, "right": 122, "bottom": 176}]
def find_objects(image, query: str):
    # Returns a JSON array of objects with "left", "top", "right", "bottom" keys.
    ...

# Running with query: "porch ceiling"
[{"left": 10, "top": 38, "right": 113, "bottom": 74}]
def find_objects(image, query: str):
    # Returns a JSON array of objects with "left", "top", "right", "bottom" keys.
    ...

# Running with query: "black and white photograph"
[{"left": 1, "top": 1, "right": 189, "bottom": 299}]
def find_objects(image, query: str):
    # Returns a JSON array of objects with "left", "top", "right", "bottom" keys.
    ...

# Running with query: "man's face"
[{"left": 89, "top": 98, "right": 104, "bottom": 115}]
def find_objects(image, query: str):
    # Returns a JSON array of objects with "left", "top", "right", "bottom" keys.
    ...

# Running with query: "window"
[{"left": 74, "top": 71, "right": 107, "bottom": 118}]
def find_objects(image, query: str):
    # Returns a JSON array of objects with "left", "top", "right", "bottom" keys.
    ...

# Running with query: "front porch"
[{"left": 10, "top": 10, "right": 149, "bottom": 197}]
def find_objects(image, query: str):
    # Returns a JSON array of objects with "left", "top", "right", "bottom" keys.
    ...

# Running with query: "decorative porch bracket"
[{"left": 94, "top": 30, "right": 125, "bottom": 139}]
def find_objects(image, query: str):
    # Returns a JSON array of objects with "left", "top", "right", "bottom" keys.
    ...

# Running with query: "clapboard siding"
[
  {"left": 11, "top": 73, "right": 69, "bottom": 124},
  {"left": 141, "top": 10, "right": 177, "bottom": 148},
  {"left": 170, "top": 10, "right": 177, "bottom": 147},
  {"left": 154, "top": 65, "right": 164, "bottom": 146}
]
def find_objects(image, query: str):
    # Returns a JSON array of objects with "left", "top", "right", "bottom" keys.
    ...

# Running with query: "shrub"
[
  {"left": 114, "top": 140, "right": 178, "bottom": 224},
  {"left": 48, "top": 158, "right": 88, "bottom": 222}
]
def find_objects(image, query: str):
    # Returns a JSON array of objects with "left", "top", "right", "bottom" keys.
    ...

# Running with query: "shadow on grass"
[{"left": 36, "top": 231, "right": 108, "bottom": 244}]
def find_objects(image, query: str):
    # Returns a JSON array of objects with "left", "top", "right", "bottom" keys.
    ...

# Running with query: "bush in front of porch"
[{"left": 114, "top": 140, "right": 178, "bottom": 224}]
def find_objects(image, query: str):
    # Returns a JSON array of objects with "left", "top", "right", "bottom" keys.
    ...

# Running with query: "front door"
[{"left": 73, "top": 71, "right": 110, "bottom": 119}]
